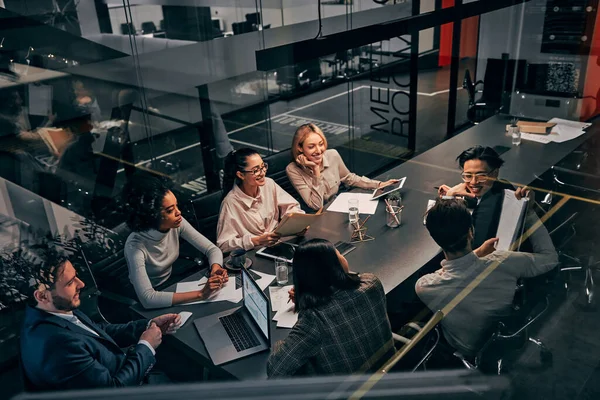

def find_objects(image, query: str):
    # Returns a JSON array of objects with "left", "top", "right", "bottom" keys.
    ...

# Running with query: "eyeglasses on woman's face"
[{"left": 242, "top": 163, "right": 268, "bottom": 176}]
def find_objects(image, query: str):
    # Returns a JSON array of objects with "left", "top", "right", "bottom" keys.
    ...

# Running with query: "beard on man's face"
[{"left": 51, "top": 291, "right": 80, "bottom": 312}]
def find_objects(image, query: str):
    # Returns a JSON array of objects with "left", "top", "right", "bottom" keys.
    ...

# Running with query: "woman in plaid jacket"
[{"left": 267, "top": 239, "right": 394, "bottom": 377}]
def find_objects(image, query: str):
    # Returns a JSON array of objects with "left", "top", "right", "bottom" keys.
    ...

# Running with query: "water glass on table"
[
  {"left": 275, "top": 258, "right": 289, "bottom": 285},
  {"left": 348, "top": 198, "right": 359, "bottom": 224}
]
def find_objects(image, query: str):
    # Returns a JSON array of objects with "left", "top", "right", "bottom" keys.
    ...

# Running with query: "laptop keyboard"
[{"left": 220, "top": 312, "right": 260, "bottom": 352}]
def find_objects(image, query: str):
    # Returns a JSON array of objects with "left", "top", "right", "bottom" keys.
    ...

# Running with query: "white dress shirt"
[{"left": 49, "top": 311, "right": 155, "bottom": 355}]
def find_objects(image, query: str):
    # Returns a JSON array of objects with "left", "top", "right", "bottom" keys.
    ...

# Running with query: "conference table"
[{"left": 131, "top": 114, "right": 599, "bottom": 381}]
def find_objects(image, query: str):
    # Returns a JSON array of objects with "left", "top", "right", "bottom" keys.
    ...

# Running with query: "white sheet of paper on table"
[
  {"left": 177, "top": 311, "right": 193, "bottom": 327},
  {"left": 273, "top": 303, "right": 299, "bottom": 328},
  {"left": 225, "top": 270, "right": 277, "bottom": 304},
  {"left": 176, "top": 277, "right": 237, "bottom": 305},
  {"left": 327, "top": 192, "right": 379, "bottom": 215},
  {"left": 521, "top": 132, "right": 552, "bottom": 144},
  {"left": 269, "top": 285, "right": 293, "bottom": 312}
]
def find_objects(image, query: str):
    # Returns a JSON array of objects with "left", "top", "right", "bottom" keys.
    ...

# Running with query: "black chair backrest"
[
  {"left": 245, "top": 12, "right": 261, "bottom": 26},
  {"left": 120, "top": 23, "right": 135, "bottom": 35},
  {"left": 189, "top": 190, "right": 223, "bottom": 243},
  {"left": 463, "top": 69, "right": 476, "bottom": 105},
  {"left": 481, "top": 59, "right": 527, "bottom": 105},
  {"left": 141, "top": 21, "right": 157, "bottom": 34},
  {"left": 264, "top": 150, "right": 311, "bottom": 211}
]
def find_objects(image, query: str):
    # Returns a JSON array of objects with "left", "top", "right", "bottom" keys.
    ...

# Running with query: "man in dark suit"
[
  {"left": 20, "top": 253, "right": 181, "bottom": 390},
  {"left": 437, "top": 146, "right": 530, "bottom": 248}
]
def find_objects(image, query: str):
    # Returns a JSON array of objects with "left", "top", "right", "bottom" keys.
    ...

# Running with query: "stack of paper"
[
  {"left": 268, "top": 285, "right": 298, "bottom": 328},
  {"left": 327, "top": 192, "right": 379, "bottom": 215},
  {"left": 176, "top": 277, "right": 238, "bottom": 305},
  {"left": 521, "top": 118, "right": 590, "bottom": 144},
  {"left": 273, "top": 303, "right": 298, "bottom": 328},
  {"left": 225, "top": 270, "right": 276, "bottom": 304}
]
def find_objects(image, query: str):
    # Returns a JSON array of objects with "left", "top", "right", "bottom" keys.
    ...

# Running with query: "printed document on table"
[
  {"left": 521, "top": 132, "right": 552, "bottom": 144},
  {"left": 176, "top": 277, "right": 237, "bottom": 305},
  {"left": 273, "top": 303, "right": 298, "bottom": 328},
  {"left": 269, "top": 285, "right": 293, "bottom": 312},
  {"left": 327, "top": 192, "right": 379, "bottom": 215},
  {"left": 226, "top": 270, "right": 277, "bottom": 304},
  {"left": 547, "top": 118, "right": 590, "bottom": 143}
]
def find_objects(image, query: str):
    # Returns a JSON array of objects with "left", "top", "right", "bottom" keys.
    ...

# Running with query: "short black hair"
[
  {"left": 121, "top": 174, "right": 173, "bottom": 232},
  {"left": 425, "top": 199, "right": 473, "bottom": 253},
  {"left": 456, "top": 146, "right": 505, "bottom": 170},
  {"left": 2, "top": 245, "right": 71, "bottom": 307},
  {"left": 292, "top": 238, "right": 360, "bottom": 311}
]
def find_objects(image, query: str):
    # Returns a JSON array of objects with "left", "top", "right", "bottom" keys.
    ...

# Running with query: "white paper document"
[
  {"left": 521, "top": 118, "right": 590, "bottom": 145},
  {"left": 273, "top": 303, "right": 298, "bottom": 328},
  {"left": 226, "top": 270, "right": 277, "bottom": 304},
  {"left": 269, "top": 285, "right": 293, "bottom": 312},
  {"left": 521, "top": 132, "right": 552, "bottom": 144},
  {"left": 176, "top": 277, "right": 237, "bottom": 305},
  {"left": 327, "top": 192, "right": 379, "bottom": 215},
  {"left": 177, "top": 311, "right": 193, "bottom": 328},
  {"left": 495, "top": 189, "right": 529, "bottom": 251}
]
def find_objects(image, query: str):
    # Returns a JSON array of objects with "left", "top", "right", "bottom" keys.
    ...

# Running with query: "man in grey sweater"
[{"left": 416, "top": 198, "right": 558, "bottom": 356}]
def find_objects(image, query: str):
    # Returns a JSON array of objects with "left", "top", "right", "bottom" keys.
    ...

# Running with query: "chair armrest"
[
  {"left": 453, "top": 352, "right": 477, "bottom": 370},
  {"left": 392, "top": 332, "right": 410, "bottom": 344}
]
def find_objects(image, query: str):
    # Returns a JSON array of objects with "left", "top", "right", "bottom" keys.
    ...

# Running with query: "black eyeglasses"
[{"left": 242, "top": 163, "right": 268, "bottom": 176}]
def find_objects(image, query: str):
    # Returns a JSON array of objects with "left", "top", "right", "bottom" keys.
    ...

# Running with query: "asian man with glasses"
[{"left": 437, "top": 146, "right": 531, "bottom": 248}]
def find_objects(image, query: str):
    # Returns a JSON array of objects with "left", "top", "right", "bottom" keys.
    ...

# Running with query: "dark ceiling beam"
[{"left": 255, "top": 0, "right": 530, "bottom": 71}]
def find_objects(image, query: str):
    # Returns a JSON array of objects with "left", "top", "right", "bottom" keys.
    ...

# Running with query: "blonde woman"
[{"left": 286, "top": 123, "right": 397, "bottom": 210}]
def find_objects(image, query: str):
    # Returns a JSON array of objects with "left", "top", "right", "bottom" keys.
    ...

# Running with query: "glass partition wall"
[{"left": 3, "top": 0, "right": 600, "bottom": 397}]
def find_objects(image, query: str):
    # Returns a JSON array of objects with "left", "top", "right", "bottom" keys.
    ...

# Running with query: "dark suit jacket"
[
  {"left": 267, "top": 273, "right": 394, "bottom": 377},
  {"left": 20, "top": 306, "right": 155, "bottom": 391}
]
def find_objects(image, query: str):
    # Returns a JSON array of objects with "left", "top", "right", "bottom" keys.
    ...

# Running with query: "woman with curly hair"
[{"left": 122, "top": 174, "right": 226, "bottom": 309}]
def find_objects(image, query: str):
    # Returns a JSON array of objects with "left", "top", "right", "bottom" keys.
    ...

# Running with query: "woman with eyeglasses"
[
  {"left": 437, "top": 146, "right": 530, "bottom": 248},
  {"left": 286, "top": 124, "right": 398, "bottom": 210},
  {"left": 217, "top": 148, "right": 304, "bottom": 253},
  {"left": 267, "top": 238, "right": 394, "bottom": 377}
]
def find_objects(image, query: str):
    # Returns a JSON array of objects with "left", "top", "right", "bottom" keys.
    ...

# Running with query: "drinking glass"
[
  {"left": 348, "top": 198, "right": 359, "bottom": 224},
  {"left": 275, "top": 258, "right": 289, "bottom": 285}
]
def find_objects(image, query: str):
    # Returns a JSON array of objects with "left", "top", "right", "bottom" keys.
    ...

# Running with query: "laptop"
[{"left": 193, "top": 267, "right": 271, "bottom": 365}]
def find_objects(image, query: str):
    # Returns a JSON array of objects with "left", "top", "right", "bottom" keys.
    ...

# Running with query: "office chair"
[
  {"left": 463, "top": 69, "right": 497, "bottom": 124},
  {"left": 187, "top": 190, "right": 223, "bottom": 244},
  {"left": 264, "top": 150, "right": 312, "bottom": 211},
  {"left": 245, "top": 12, "right": 261, "bottom": 27},
  {"left": 232, "top": 21, "right": 252, "bottom": 35},
  {"left": 380, "top": 311, "right": 444, "bottom": 373},
  {"left": 452, "top": 274, "right": 555, "bottom": 375},
  {"left": 120, "top": 23, "right": 135, "bottom": 35},
  {"left": 77, "top": 247, "right": 137, "bottom": 323},
  {"left": 545, "top": 165, "right": 600, "bottom": 308},
  {"left": 141, "top": 21, "right": 157, "bottom": 34}
]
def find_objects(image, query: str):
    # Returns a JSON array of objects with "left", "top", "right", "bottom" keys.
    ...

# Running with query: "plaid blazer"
[{"left": 267, "top": 273, "right": 394, "bottom": 377}]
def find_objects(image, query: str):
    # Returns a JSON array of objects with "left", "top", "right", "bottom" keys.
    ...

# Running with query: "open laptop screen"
[{"left": 242, "top": 268, "right": 269, "bottom": 339}]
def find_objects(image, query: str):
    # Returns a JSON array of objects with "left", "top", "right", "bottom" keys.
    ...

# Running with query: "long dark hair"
[
  {"left": 222, "top": 148, "right": 259, "bottom": 199},
  {"left": 121, "top": 173, "right": 173, "bottom": 232},
  {"left": 292, "top": 238, "right": 361, "bottom": 311}
]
